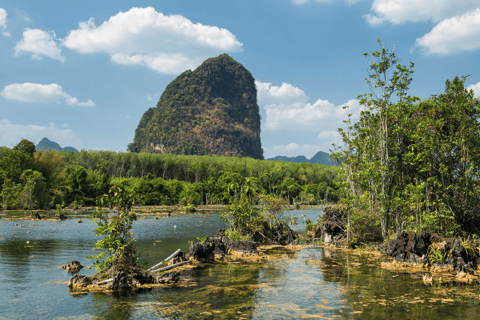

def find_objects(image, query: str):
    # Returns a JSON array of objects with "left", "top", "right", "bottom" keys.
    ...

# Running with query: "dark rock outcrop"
[
  {"left": 68, "top": 274, "right": 92, "bottom": 288},
  {"left": 31, "top": 212, "right": 41, "bottom": 220},
  {"left": 62, "top": 260, "right": 84, "bottom": 273},
  {"left": 186, "top": 241, "right": 215, "bottom": 263},
  {"left": 252, "top": 222, "right": 298, "bottom": 245},
  {"left": 128, "top": 54, "right": 264, "bottom": 159},
  {"left": 386, "top": 231, "right": 479, "bottom": 273}
]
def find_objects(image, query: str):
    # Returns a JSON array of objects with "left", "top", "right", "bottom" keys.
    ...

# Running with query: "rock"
[
  {"left": 252, "top": 222, "right": 298, "bottom": 245},
  {"left": 68, "top": 274, "right": 92, "bottom": 288},
  {"left": 387, "top": 231, "right": 433, "bottom": 265},
  {"left": 57, "top": 214, "right": 66, "bottom": 220},
  {"left": 386, "top": 231, "right": 478, "bottom": 273},
  {"left": 62, "top": 260, "right": 84, "bottom": 273},
  {"left": 156, "top": 271, "right": 180, "bottom": 284},
  {"left": 76, "top": 220, "right": 83, "bottom": 223},
  {"left": 31, "top": 212, "right": 41, "bottom": 220},
  {"left": 186, "top": 241, "right": 215, "bottom": 263},
  {"left": 108, "top": 271, "right": 133, "bottom": 291},
  {"left": 170, "top": 251, "right": 187, "bottom": 264}
]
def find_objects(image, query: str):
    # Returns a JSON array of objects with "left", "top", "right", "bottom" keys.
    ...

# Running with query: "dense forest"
[
  {"left": 332, "top": 40, "right": 480, "bottom": 241},
  {"left": 128, "top": 54, "right": 264, "bottom": 159},
  {"left": 0, "top": 143, "right": 339, "bottom": 210}
]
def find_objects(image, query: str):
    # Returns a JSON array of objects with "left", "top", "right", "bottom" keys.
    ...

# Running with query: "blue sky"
[{"left": 1, "top": 0, "right": 479, "bottom": 158}]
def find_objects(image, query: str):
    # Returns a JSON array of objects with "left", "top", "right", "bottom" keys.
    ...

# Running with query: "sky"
[{"left": 1, "top": 0, "right": 479, "bottom": 159}]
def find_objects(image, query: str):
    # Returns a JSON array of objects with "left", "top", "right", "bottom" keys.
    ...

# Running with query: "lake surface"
[{"left": 1, "top": 209, "right": 480, "bottom": 319}]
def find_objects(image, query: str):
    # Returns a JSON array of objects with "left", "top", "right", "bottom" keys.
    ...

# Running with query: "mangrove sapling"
[{"left": 87, "top": 184, "right": 140, "bottom": 275}]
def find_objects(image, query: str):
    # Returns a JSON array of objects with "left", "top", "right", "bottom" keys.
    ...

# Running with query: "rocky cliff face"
[{"left": 128, "top": 54, "right": 264, "bottom": 159}]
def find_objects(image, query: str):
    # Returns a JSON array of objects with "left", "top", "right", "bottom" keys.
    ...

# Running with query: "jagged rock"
[
  {"left": 108, "top": 271, "right": 133, "bottom": 291},
  {"left": 76, "top": 220, "right": 83, "bottom": 223},
  {"left": 387, "top": 231, "right": 433, "bottom": 265},
  {"left": 186, "top": 241, "right": 215, "bottom": 263},
  {"left": 252, "top": 222, "right": 298, "bottom": 245},
  {"left": 156, "top": 271, "right": 180, "bottom": 284},
  {"left": 62, "top": 260, "right": 84, "bottom": 273},
  {"left": 386, "top": 231, "right": 479, "bottom": 273},
  {"left": 68, "top": 274, "right": 92, "bottom": 288}
]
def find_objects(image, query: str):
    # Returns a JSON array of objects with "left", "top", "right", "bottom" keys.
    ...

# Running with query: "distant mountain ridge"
[
  {"left": 36, "top": 137, "right": 78, "bottom": 152},
  {"left": 268, "top": 151, "right": 337, "bottom": 166}
]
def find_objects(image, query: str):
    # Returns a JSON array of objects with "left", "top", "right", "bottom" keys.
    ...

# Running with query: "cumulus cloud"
[
  {"left": 63, "top": 7, "right": 243, "bottom": 74},
  {"left": 364, "top": 0, "right": 480, "bottom": 26},
  {"left": 467, "top": 82, "right": 480, "bottom": 98},
  {"left": 0, "top": 8, "right": 10, "bottom": 37},
  {"left": 0, "top": 119, "right": 81, "bottom": 148},
  {"left": 0, "top": 83, "right": 95, "bottom": 106},
  {"left": 257, "top": 80, "right": 361, "bottom": 131},
  {"left": 14, "top": 28, "right": 64, "bottom": 61},
  {"left": 415, "top": 8, "right": 480, "bottom": 55},
  {"left": 256, "top": 81, "right": 309, "bottom": 105}
]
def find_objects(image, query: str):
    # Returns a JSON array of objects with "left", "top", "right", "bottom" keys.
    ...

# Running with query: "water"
[{"left": 1, "top": 209, "right": 480, "bottom": 319}]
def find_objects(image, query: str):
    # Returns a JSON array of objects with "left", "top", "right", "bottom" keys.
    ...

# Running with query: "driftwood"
[
  {"left": 96, "top": 278, "right": 114, "bottom": 285},
  {"left": 151, "top": 261, "right": 191, "bottom": 273},
  {"left": 147, "top": 249, "right": 182, "bottom": 271}
]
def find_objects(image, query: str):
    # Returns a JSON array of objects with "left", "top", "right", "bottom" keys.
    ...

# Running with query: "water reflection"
[{"left": 3, "top": 208, "right": 480, "bottom": 319}]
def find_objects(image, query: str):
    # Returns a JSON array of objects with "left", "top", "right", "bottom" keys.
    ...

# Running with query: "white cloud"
[
  {"left": 257, "top": 80, "right": 361, "bottom": 128},
  {"left": 0, "top": 83, "right": 95, "bottom": 107},
  {"left": 272, "top": 143, "right": 321, "bottom": 158},
  {"left": 0, "top": 119, "right": 81, "bottom": 148},
  {"left": 257, "top": 80, "right": 361, "bottom": 152},
  {"left": 256, "top": 81, "right": 309, "bottom": 105},
  {"left": 63, "top": 7, "right": 243, "bottom": 74},
  {"left": 14, "top": 28, "right": 64, "bottom": 61},
  {"left": 467, "top": 82, "right": 480, "bottom": 98},
  {"left": 364, "top": 0, "right": 480, "bottom": 26},
  {"left": 415, "top": 8, "right": 480, "bottom": 55},
  {"left": 0, "top": 8, "right": 10, "bottom": 37},
  {"left": 262, "top": 91, "right": 361, "bottom": 131}
]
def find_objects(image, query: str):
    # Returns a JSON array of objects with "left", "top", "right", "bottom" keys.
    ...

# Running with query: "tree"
[
  {"left": 333, "top": 41, "right": 480, "bottom": 239},
  {"left": 13, "top": 139, "right": 36, "bottom": 158},
  {"left": 334, "top": 39, "right": 415, "bottom": 239}
]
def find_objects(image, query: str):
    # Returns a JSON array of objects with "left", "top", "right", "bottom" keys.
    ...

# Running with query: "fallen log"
[
  {"left": 96, "top": 278, "right": 114, "bottom": 285},
  {"left": 147, "top": 249, "right": 182, "bottom": 271},
  {"left": 151, "top": 261, "right": 191, "bottom": 273}
]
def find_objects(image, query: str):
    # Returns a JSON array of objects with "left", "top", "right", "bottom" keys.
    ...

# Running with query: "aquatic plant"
[
  {"left": 87, "top": 184, "right": 139, "bottom": 273},
  {"left": 427, "top": 244, "right": 451, "bottom": 264}
]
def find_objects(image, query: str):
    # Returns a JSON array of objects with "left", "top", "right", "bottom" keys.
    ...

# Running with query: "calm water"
[{"left": 1, "top": 209, "right": 480, "bottom": 319}]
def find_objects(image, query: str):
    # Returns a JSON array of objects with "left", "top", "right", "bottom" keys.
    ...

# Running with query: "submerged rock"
[
  {"left": 62, "top": 260, "right": 84, "bottom": 273},
  {"left": 156, "top": 271, "right": 180, "bottom": 284}
]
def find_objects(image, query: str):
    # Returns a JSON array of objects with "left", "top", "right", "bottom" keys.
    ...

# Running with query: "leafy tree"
[
  {"left": 333, "top": 39, "right": 480, "bottom": 239},
  {"left": 13, "top": 139, "right": 36, "bottom": 158},
  {"left": 88, "top": 184, "right": 139, "bottom": 273}
]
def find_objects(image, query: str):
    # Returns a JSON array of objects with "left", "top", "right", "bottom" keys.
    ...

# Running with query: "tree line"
[{"left": 0, "top": 142, "right": 340, "bottom": 210}]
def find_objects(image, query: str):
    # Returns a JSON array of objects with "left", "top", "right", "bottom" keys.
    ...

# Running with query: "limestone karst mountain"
[
  {"left": 36, "top": 137, "right": 78, "bottom": 152},
  {"left": 128, "top": 54, "right": 264, "bottom": 159}
]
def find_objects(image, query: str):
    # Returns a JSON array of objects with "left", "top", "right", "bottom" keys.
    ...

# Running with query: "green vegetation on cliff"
[{"left": 128, "top": 54, "right": 263, "bottom": 159}]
